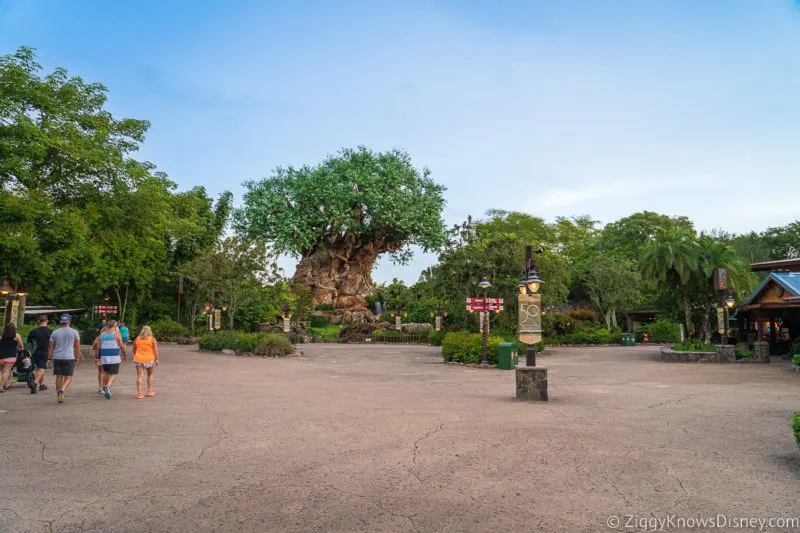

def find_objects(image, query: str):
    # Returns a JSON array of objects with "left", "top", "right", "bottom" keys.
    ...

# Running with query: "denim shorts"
[{"left": 133, "top": 361, "right": 155, "bottom": 369}]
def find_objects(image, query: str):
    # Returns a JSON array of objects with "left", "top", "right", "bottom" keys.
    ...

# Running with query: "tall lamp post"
[
  {"left": 723, "top": 294, "right": 735, "bottom": 341},
  {"left": 516, "top": 246, "right": 548, "bottom": 402},
  {"left": 203, "top": 303, "right": 228, "bottom": 332},
  {"left": 390, "top": 306, "right": 406, "bottom": 331},
  {"left": 430, "top": 304, "right": 447, "bottom": 331},
  {"left": 478, "top": 277, "right": 492, "bottom": 367},
  {"left": 517, "top": 248, "right": 544, "bottom": 366},
  {"left": 1, "top": 276, "right": 27, "bottom": 328},
  {"left": 281, "top": 304, "right": 293, "bottom": 333}
]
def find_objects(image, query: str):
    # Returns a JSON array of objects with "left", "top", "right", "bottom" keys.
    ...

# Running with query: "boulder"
[
  {"left": 339, "top": 322, "right": 393, "bottom": 343},
  {"left": 400, "top": 322, "right": 433, "bottom": 333}
]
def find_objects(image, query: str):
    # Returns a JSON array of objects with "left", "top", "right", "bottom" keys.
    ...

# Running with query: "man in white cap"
[{"left": 48, "top": 314, "right": 81, "bottom": 403}]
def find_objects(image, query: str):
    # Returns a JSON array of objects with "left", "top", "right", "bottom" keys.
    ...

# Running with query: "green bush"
[
  {"left": 546, "top": 324, "right": 620, "bottom": 345},
  {"left": 442, "top": 332, "right": 474, "bottom": 363},
  {"left": 197, "top": 331, "right": 238, "bottom": 351},
  {"left": 148, "top": 319, "right": 190, "bottom": 342},
  {"left": 441, "top": 332, "right": 504, "bottom": 364},
  {"left": 791, "top": 353, "right": 800, "bottom": 366},
  {"left": 427, "top": 329, "right": 446, "bottom": 346},
  {"left": 645, "top": 319, "right": 681, "bottom": 344},
  {"left": 673, "top": 340, "right": 716, "bottom": 353},
  {"left": 792, "top": 412, "right": 800, "bottom": 449},
  {"left": 197, "top": 332, "right": 293, "bottom": 356},
  {"left": 309, "top": 325, "right": 343, "bottom": 342},
  {"left": 314, "top": 304, "right": 335, "bottom": 311},
  {"left": 791, "top": 338, "right": 800, "bottom": 356},
  {"left": 255, "top": 335, "right": 294, "bottom": 356},
  {"left": 309, "top": 315, "right": 329, "bottom": 328},
  {"left": 736, "top": 349, "right": 754, "bottom": 359},
  {"left": 567, "top": 309, "right": 597, "bottom": 323}
]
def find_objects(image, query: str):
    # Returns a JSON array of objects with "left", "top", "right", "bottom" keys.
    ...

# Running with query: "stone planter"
[
  {"left": 660, "top": 346, "right": 722, "bottom": 363},
  {"left": 753, "top": 341, "right": 770, "bottom": 363}
]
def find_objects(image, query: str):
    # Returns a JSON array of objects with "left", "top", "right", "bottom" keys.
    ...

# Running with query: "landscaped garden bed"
[{"left": 198, "top": 332, "right": 294, "bottom": 357}]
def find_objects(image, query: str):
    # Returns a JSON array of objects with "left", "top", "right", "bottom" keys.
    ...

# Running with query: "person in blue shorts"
[
  {"left": 91, "top": 320, "right": 127, "bottom": 399},
  {"left": 48, "top": 314, "right": 81, "bottom": 403},
  {"left": 26, "top": 314, "right": 52, "bottom": 393}
]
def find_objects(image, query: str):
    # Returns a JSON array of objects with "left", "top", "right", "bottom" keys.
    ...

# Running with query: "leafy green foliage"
[
  {"left": 672, "top": 340, "right": 716, "bottom": 353},
  {"left": 441, "top": 332, "right": 504, "bottom": 364},
  {"left": 236, "top": 146, "right": 447, "bottom": 264},
  {"left": 581, "top": 254, "right": 641, "bottom": 330},
  {"left": 147, "top": 320, "right": 190, "bottom": 342},
  {"left": 427, "top": 329, "right": 446, "bottom": 346},
  {"left": 309, "top": 325, "right": 344, "bottom": 342},
  {"left": 600, "top": 212, "right": 694, "bottom": 262},
  {"left": 309, "top": 315, "right": 330, "bottom": 328},
  {"left": 790, "top": 338, "right": 800, "bottom": 357},
  {"left": 314, "top": 304, "right": 335, "bottom": 311},
  {"left": 791, "top": 412, "right": 800, "bottom": 448},
  {"left": 547, "top": 325, "right": 621, "bottom": 345},
  {"left": 735, "top": 349, "right": 754, "bottom": 359},
  {"left": 643, "top": 319, "right": 682, "bottom": 344},
  {"left": 197, "top": 332, "right": 293, "bottom": 356},
  {"left": 182, "top": 237, "right": 282, "bottom": 331},
  {"left": 0, "top": 47, "right": 231, "bottom": 326}
]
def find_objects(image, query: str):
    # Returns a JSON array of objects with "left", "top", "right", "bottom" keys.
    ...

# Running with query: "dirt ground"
[{"left": 0, "top": 344, "right": 798, "bottom": 533}]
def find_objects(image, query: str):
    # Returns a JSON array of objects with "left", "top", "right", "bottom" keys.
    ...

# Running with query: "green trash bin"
[
  {"left": 498, "top": 342, "right": 518, "bottom": 369},
  {"left": 621, "top": 332, "right": 636, "bottom": 347}
]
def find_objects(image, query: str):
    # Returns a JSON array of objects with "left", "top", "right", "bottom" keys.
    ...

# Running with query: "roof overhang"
[
  {"left": 751, "top": 258, "right": 800, "bottom": 272},
  {"left": 23, "top": 307, "right": 88, "bottom": 316}
]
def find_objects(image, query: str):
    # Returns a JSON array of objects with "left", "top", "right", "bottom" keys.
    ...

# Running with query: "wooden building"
[{"left": 737, "top": 258, "right": 800, "bottom": 355}]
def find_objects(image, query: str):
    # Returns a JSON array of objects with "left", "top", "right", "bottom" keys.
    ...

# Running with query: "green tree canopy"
[
  {"left": 236, "top": 146, "right": 447, "bottom": 262},
  {"left": 235, "top": 147, "right": 447, "bottom": 311}
]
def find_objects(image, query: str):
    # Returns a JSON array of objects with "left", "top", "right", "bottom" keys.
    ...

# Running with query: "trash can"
[
  {"left": 498, "top": 342, "right": 518, "bottom": 369},
  {"left": 621, "top": 332, "right": 636, "bottom": 347}
]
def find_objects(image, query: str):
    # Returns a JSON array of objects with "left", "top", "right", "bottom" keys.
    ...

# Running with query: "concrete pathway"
[{"left": 0, "top": 344, "right": 797, "bottom": 532}]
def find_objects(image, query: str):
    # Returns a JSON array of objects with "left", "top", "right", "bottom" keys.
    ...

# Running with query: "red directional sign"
[{"left": 465, "top": 297, "right": 504, "bottom": 312}]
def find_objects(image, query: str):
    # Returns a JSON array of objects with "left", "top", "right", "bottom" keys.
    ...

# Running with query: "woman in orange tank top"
[{"left": 132, "top": 325, "right": 159, "bottom": 399}]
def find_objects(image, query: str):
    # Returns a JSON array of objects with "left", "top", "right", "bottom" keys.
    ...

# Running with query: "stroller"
[{"left": 11, "top": 348, "right": 37, "bottom": 393}]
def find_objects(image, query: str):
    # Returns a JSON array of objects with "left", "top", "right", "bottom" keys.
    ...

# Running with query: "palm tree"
[
  {"left": 695, "top": 235, "right": 759, "bottom": 341},
  {"left": 640, "top": 226, "right": 700, "bottom": 338}
]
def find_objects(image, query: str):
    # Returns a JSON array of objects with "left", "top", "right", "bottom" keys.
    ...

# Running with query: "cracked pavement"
[{"left": 1, "top": 344, "right": 798, "bottom": 532}]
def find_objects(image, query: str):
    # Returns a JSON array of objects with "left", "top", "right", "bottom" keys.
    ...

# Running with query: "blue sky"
[{"left": 2, "top": 0, "right": 799, "bottom": 284}]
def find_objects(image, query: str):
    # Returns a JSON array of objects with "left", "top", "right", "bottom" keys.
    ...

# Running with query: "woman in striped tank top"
[{"left": 91, "top": 320, "right": 127, "bottom": 399}]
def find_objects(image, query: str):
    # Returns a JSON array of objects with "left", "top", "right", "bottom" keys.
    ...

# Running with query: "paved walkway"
[{"left": 0, "top": 344, "right": 798, "bottom": 532}]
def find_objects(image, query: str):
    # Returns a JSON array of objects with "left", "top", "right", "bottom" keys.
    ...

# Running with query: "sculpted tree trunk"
[{"left": 292, "top": 236, "right": 397, "bottom": 317}]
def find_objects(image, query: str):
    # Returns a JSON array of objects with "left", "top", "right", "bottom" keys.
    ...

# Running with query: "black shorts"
[
  {"left": 32, "top": 353, "right": 49, "bottom": 370},
  {"left": 102, "top": 363, "right": 120, "bottom": 375},
  {"left": 53, "top": 360, "right": 75, "bottom": 376}
]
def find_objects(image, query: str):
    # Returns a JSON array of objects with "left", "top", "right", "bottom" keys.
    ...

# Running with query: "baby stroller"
[{"left": 11, "top": 348, "right": 37, "bottom": 393}]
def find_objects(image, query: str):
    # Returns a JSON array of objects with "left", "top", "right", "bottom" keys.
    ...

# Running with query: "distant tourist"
[
  {"left": 48, "top": 314, "right": 81, "bottom": 403},
  {"left": 92, "top": 320, "right": 127, "bottom": 399},
  {"left": 120, "top": 321, "right": 130, "bottom": 345},
  {"left": 132, "top": 325, "right": 159, "bottom": 399},
  {"left": 0, "top": 323, "right": 24, "bottom": 392},
  {"left": 26, "top": 315, "right": 52, "bottom": 393}
]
